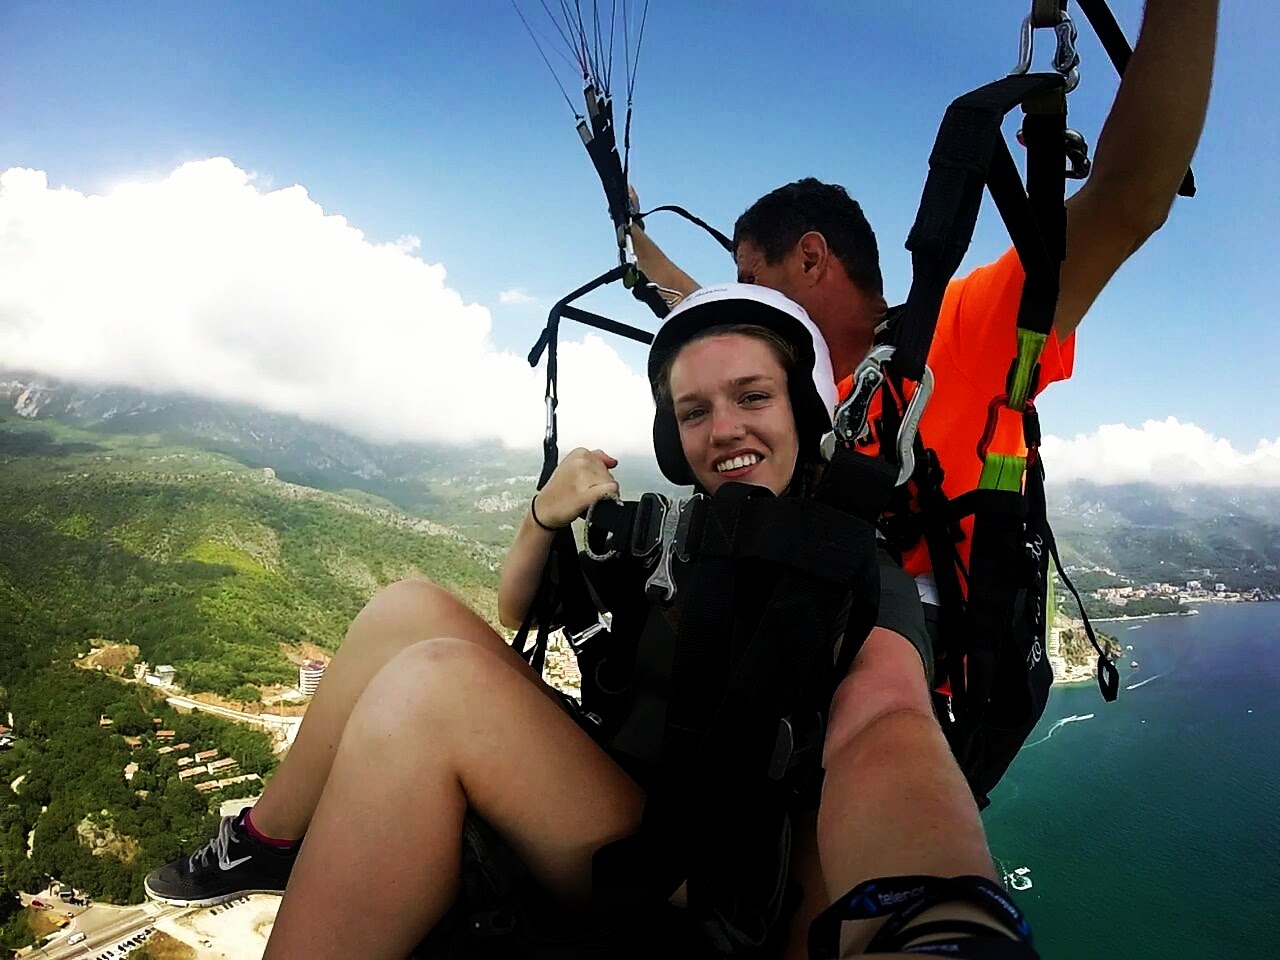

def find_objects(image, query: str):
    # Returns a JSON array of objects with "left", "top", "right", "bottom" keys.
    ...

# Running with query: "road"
[
  {"left": 164, "top": 695, "right": 301, "bottom": 748},
  {"left": 26, "top": 902, "right": 185, "bottom": 960}
]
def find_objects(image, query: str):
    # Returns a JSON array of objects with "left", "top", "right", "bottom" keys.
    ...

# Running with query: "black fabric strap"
[
  {"left": 892, "top": 72, "right": 1068, "bottom": 381},
  {"left": 637, "top": 204, "right": 735, "bottom": 253},
  {"left": 558, "top": 304, "right": 655, "bottom": 345},
  {"left": 1028, "top": 451, "right": 1120, "bottom": 702}
]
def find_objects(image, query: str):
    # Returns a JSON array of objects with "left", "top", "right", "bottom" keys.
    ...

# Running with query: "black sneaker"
[{"left": 144, "top": 810, "right": 298, "bottom": 907}]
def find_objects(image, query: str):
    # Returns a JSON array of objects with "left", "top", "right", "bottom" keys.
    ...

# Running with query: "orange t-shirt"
[{"left": 839, "top": 246, "right": 1076, "bottom": 578}]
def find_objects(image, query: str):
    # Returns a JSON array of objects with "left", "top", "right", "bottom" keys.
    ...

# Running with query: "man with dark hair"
[{"left": 633, "top": 2, "right": 1217, "bottom": 955}]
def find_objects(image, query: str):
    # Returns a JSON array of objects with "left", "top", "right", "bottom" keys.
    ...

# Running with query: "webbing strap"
[
  {"left": 636, "top": 204, "right": 734, "bottom": 253},
  {"left": 892, "top": 73, "right": 1068, "bottom": 382},
  {"left": 1026, "top": 450, "right": 1119, "bottom": 702},
  {"left": 977, "top": 452, "right": 1027, "bottom": 493}
]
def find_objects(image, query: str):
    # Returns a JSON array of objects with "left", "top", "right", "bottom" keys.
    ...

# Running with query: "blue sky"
[{"left": 1, "top": 1, "right": 1276, "bottom": 481}]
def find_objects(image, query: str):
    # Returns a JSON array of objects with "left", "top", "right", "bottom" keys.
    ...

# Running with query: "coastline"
[{"left": 1090, "top": 608, "right": 1199, "bottom": 624}]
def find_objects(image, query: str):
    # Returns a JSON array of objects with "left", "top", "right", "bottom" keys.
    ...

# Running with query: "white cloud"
[
  {"left": 498, "top": 287, "right": 537, "bottom": 305},
  {"left": 1042, "top": 418, "right": 1280, "bottom": 487},
  {"left": 0, "top": 160, "right": 655, "bottom": 454}
]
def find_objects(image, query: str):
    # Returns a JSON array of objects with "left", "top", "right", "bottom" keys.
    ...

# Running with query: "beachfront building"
[{"left": 298, "top": 660, "right": 326, "bottom": 696}]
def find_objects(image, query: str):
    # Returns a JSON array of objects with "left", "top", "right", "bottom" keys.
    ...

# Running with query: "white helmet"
[{"left": 646, "top": 283, "right": 837, "bottom": 486}]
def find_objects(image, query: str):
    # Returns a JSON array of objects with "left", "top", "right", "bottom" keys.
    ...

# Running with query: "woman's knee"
[
  {"left": 346, "top": 637, "right": 505, "bottom": 736},
  {"left": 355, "top": 577, "right": 460, "bottom": 631}
]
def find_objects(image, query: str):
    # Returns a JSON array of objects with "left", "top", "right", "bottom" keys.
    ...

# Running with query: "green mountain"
[
  {"left": 1045, "top": 480, "right": 1280, "bottom": 591},
  {"left": 0, "top": 416, "right": 502, "bottom": 696},
  {"left": 0, "top": 408, "right": 517, "bottom": 915},
  {"left": 1, "top": 371, "right": 675, "bottom": 546}
]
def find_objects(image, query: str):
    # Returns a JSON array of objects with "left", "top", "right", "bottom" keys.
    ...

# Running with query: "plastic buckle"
[
  {"left": 767, "top": 713, "right": 824, "bottom": 780},
  {"left": 630, "top": 492, "right": 669, "bottom": 562}
]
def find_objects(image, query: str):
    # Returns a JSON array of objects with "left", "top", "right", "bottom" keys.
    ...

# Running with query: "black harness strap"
[
  {"left": 636, "top": 204, "right": 735, "bottom": 253},
  {"left": 891, "top": 72, "right": 1069, "bottom": 383}
]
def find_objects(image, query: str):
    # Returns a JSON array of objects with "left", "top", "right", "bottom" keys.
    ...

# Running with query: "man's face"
[
  {"left": 734, "top": 238, "right": 802, "bottom": 301},
  {"left": 734, "top": 237, "right": 832, "bottom": 342}
]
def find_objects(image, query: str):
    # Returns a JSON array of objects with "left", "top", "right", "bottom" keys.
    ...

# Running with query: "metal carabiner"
[
  {"left": 1011, "top": 2, "right": 1079, "bottom": 92},
  {"left": 1012, "top": 13, "right": 1035, "bottom": 76},
  {"left": 1052, "top": 16, "right": 1081, "bottom": 92},
  {"left": 895, "top": 366, "right": 934, "bottom": 486},
  {"left": 823, "top": 344, "right": 896, "bottom": 461}
]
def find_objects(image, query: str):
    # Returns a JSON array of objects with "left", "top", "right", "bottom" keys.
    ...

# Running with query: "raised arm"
[
  {"left": 631, "top": 223, "right": 701, "bottom": 300},
  {"left": 1057, "top": 0, "right": 1219, "bottom": 339},
  {"left": 496, "top": 448, "right": 621, "bottom": 628}
]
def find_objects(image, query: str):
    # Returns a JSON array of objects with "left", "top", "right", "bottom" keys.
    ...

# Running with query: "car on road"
[{"left": 68, "top": 931, "right": 86, "bottom": 945}]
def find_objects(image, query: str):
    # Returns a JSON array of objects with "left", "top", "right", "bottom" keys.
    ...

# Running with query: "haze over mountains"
[{"left": 4, "top": 371, "right": 1278, "bottom": 590}]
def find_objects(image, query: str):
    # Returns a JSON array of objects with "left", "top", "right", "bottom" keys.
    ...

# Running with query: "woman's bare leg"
[
  {"left": 263, "top": 635, "right": 643, "bottom": 960},
  {"left": 816, "top": 628, "right": 997, "bottom": 957},
  {"left": 250, "top": 579, "right": 554, "bottom": 841}
]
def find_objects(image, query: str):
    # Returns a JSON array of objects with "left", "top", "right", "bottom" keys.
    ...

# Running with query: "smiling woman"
[{"left": 645, "top": 283, "right": 838, "bottom": 496}]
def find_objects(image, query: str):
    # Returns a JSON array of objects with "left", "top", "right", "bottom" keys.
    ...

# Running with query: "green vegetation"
[
  {"left": 0, "top": 890, "right": 35, "bottom": 954},
  {"left": 1059, "top": 626, "right": 1123, "bottom": 666},
  {"left": 0, "top": 420, "right": 500, "bottom": 695},
  {"left": 1088, "top": 595, "right": 1185, "bottom": 619},
  {"left": 0, "top": 664, "right": 277, "bottom": 905},
  {"left": 0, "top": 419, "right": 503, "bottom": 907}
]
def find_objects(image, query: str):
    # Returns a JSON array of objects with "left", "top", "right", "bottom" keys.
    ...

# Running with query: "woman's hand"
[{"left": 533, "top": 448, "right": 620, "bottom": 529}]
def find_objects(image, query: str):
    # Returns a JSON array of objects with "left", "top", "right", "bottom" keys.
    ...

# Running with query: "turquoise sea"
[{"left": 983, "top": 603, "right": 1280, "bottom": 959}]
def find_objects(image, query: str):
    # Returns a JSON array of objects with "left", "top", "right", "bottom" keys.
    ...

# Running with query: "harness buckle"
[
  {"left": 644, "top": 494, "right": 703, "bottom": 604},
  {"left": 825, "top": 344, "right": 896, "bottom": 458},
  {"left": 566, "top": 613, "right": 611, "bottom": 652}
]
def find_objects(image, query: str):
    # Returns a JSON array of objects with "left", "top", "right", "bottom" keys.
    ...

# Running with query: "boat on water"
[
  {"left": 1130, "top": 660, "right": 1139, "bottom": 668},
  {"left": 1004, "top": 866, "right": 1033, "bottom": 891}
]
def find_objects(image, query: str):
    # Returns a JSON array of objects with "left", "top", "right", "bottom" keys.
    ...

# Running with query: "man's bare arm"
[
  {"left": 631, "top": 223, "right": 700, "bottom": 301},
  {"left": 1057, "top": 0, "right": 1219, "bottom": 340}
]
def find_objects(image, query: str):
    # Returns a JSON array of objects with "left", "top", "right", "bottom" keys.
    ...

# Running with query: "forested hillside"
[
  {"left": 0, "top": 417, "right": 505, "bottom": 925},
  {"left": 0, "top": 419, "right": 501, "bottom": 696}
]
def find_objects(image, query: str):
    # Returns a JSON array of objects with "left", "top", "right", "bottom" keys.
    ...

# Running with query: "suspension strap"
[
  {"left": 890, "top": 72, "right": 1069, "bottom": 384},
  {"left": 636, "top": 204, "right": 734, "bottom": 252}
]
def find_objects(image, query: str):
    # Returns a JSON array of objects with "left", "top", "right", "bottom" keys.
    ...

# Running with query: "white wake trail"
[
  {"left": 1126, "top": 674, "right": 1162, "bottom": 691},
  {"left": 1021, "top": 713, "right": 1096, "bottom": 749}
]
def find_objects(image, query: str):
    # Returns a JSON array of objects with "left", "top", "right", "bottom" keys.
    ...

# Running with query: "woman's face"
[{"left": 668, "top": 332, "right": 799, "bottom": 496}]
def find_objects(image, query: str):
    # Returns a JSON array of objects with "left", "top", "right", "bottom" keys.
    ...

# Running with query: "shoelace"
[{"left": 188, "top": 815, "right": 240, "bottom": 871}]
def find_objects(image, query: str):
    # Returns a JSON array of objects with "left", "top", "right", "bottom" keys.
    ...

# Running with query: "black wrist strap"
[
  {"left": 808, "top": 875, "right": 1036, "bottom": 959},
  {"left": 530, "top": 495, "right": 563, "bottom": 532}
]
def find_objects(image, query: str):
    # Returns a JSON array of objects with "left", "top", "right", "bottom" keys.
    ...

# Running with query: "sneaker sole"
[{"left": 143, "top": 880, "right": 285, "bottom": 909}]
